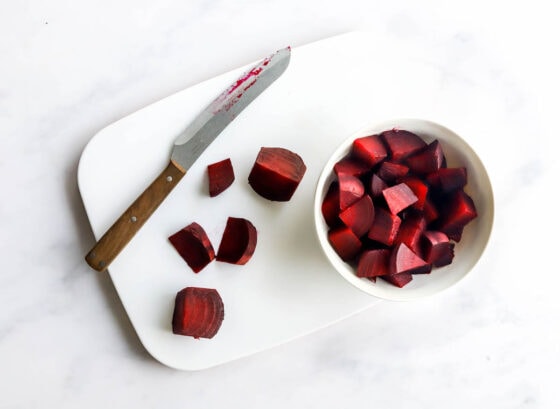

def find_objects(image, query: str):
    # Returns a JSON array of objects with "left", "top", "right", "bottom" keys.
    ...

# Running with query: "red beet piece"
[
  {"left": 172, "top": 287, "right": 224, "bottom": 339},
  {"left": 437, "top": 190, "right": 477, "bottom": 237},
  {"left": 422, "top": 231, "right": 455, "bottom": 267},
  {"left": 351, "top": 134, "right": 388, "bottom": 167},
  {"left": 356, "top": 249, "right": 390, "bottom": 278},
  {"left": 382, "top": 183, "right": 418, "bottom": 214},
  {"left": 445, "top": 225, "right": 464, "bottom": 242},
  {"left": 381, "top": 129, "right": 427, "bottom": 161},
  {"left": 423, "top": 196, "right": 439, "bottom": 224},
  {"left": 328, "top": 226, "right": 362, "bottom": 261},
  {"left": 395, "top": 212, "right": 426, "bottom": 256},
  {"left": 381, "top": 272, "right": 413, "bottom": 288},
  {"left": 367, "top": 207, "right": 401, "bottom": 246},
  {"left": 217, "top": 217, "right": 257, "bottom": 265},
  {"left": 369, "top": 173, "right": 388, "bottom": 197},
  {"left": 248, "top": 147, "right": 307, "bottom": 201},
  {"left": 404, "top": 140, "right": 445, "bottom": 174},
  {"left": 377, "top": 162, "right": 409, "bottom": 182},
  {"left": 169, "top": 222, "right": 215, "bottom": 273},
  {"left": 426, "top": 167, "right": 467, "bottom": 193},
  {"left": 339, "top": 195, "right": 374, "bottom": 237},
  {"left": 338, "top": 174, "right": 365, "bottom": 210},
  {"left": 334, "top": 157, "right": 370, "bottom": 177},
  {"left": 401, "top": 176, "right": 428, "bottom": 210},
  {"left": 321, "top": 182, "right": 341, "bottom": 228},
  {"left": 389, "top": 243, "right": 432, "bottom": 275},
  {"left": 207, "top": 158, "right": 234, "bottom": 197}
]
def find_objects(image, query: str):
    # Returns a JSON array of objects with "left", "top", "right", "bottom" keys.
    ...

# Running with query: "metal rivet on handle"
[
  {"left": 166, "top": 176, "right": 173, "bottom": 182},
  {"left": 130, "top": 216, "right": 137, "bottom": 223}
]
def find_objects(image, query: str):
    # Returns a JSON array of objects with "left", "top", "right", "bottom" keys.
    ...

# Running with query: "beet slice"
[
  {"left": 381, "top": 272, "right": 413, "bottom": 288},
  {"left": 381, "top": 129, "right": 427, "bottom": 161},
  {"left": 334, "top": 157, "right": 370, "bottom": 177},
  {"left": 426, "top": 167, "right": 467, "bottom": 193},
  {"left": 356, "top": 249, "right": 390, "bottom": 278},
  {"left": 377, "top": 162, "right": 409, "bottom": 182},
  {"left": 328, "top": 226, "right": 362, "bottom": 261},
  {"left": 421, "top": 230, "right": 455, "bottom": 267},
  {"left": 339, "top": 194, "right": 374, "bottom": 237},
  {"left": 216, "top": 217, "right": 257, "bottom": 265},
  {"left": 207, "top": 158, "right": 235, "bottom": 197},
  {"left": 321, "top": 182, "right": 341, "bottom": 228},
  {"left": 382, "top": 183, "right": 418, "bottom": 214},
  {"left": 172, "top": 287, "right": 224, "bottom": 339},
  {"left": 351, "top": 134, "right": 387, "bottom": 167},
  {"left": 248, "top": 147, "right": 307, "bottom": 201},
  {"left": 404, "top": 140, "right": 445, "bottom": 174},
  {"left": 169, "top": 223, "right": 215, "bottom": 273},
  {"left": 369, "top": 173, "right": 388, "bottom": 197},
  {"left": 367, "top": 207, "right": 401, "bottom": 246},
  {"left": 389, "top": 243, "right": 432, "bottom": 275},
  {"left": 338, "top": 174, "right": 365, "bottom": 210}
]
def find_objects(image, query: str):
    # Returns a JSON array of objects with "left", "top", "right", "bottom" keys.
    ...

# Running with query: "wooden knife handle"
[{"left": 85, "top": 160, "right": 186, "bottom": 272}]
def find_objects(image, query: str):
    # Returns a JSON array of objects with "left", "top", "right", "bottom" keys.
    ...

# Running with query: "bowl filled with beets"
[{"left": 314, "top": 118, "right": 494, "bottom": 301}]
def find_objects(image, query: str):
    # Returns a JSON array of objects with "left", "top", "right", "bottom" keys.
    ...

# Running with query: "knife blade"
[{"left": 85, "top": 47, "right": 291, "bottom": 272}]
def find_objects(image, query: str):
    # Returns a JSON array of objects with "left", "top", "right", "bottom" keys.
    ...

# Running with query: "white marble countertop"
[{"left": 1, "top": 1, "right": 559, "bottom": 407}]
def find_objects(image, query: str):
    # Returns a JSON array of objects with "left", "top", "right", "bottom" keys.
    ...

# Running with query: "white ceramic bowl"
[{"left": 314, "top": 118, "right": 494, "bottom": 301}]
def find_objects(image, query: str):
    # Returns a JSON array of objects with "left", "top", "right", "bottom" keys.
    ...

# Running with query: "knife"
[{"left": 85, "top": 47, "right": 291, "bottom": 272}]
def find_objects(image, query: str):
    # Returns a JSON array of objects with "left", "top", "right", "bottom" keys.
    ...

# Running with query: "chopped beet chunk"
[
  {"left": 248, "top": 147, "right": 306, "bottom": 201},
  {"left": 169, "top": 222, "right": 215, "bottom": 273},
  {"left": 207, "top": 158, "right": 235, "bottom": 197},
  {"left": 172, "top": 287, "right": 224, "bottom": 339}
]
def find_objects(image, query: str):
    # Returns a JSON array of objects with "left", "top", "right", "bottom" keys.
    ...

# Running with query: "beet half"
[
  {"left": 172, "top": 287, "right": 224, "bottom": 339},
  {"left": 248, "top": 147, "right": 307, "bottom": 201}
]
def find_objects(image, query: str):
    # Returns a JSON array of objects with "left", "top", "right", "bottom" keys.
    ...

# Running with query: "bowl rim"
[{"left": 313, "top": 117, "right": 495, "bottom": 301}]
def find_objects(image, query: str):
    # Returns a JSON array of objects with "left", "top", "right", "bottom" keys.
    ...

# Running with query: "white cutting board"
[{"left": 78, "top": 32, "right": 468, "bottom": 370}]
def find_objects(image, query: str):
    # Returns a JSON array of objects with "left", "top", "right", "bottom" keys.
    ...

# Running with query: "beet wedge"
[
  {"left": 217, "top": 217, "right": 257, "bottom": 265},
  {"left": 381, "top": 129, "right": 427, "bottom": 161},
  {"left": 389, "top": 243, "right": 432, "bottom": 275},
  {"left": 334, "top": 157, "right": 370, "bottom": 177},
  {"left": 369, "top": 173, "right": 388, "bottom": 197},
  {"left": 377, "top": 161, "right": 409, "bottom": 183},
  {"left": 395, "top": 211, "right": 426, "bottom": 256},
  {"left": 321, "top": 182, "right": 341, "bottom": 228},
  {"left": 172, "top": 287, "right": 225, "bottom": 339},
  {"left": 248, "top": 147, "right": 307, "bottom": 201},
  {"left": 426, "top": 167, "right": 467, "bottom": 193},
  {"left": 421, "top": 230, "right": 455, "bottom": 267},
  {"left": 328, "top": 226, "right": 362, "bottom": 261},
  {"left": 338, "top": 174, "right": 365, "bottom": 210},
  {"left": 169, "top": 222, "right": 215, "bottom": 273},
  {"left": 404, "top": 140, "right": 445, "bottom": 175},
  {"left": 382, "top": 183, "right": 418, "bottom": 215},
  {"left": 339, "top": 194, "right": 375, "bottom": 237},
  {"left": 367, "top": 206, "right": 401, "bottom": 246},
  {"left": 207, "top": 158, "right": 235, "bottom": 197},
  {"left": 436, "top": 190, "right": 477, "bottom": 237},
  {"left": 351, "top": 134, "right": 388, "bottom": 167},
  {"left": 401, "top": 176, "right": 428, "bottom": 211},
  {"left": 381, "top": 272, "right": 413, "bottom": 288},
  {"left": 356, "top": 249, "right": 390, "bottom": 278}
]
